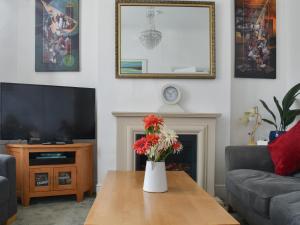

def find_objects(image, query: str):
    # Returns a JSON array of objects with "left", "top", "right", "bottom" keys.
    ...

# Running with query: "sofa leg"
[{"left": 5, "top": 214, "right": 16, "bottom": 225}]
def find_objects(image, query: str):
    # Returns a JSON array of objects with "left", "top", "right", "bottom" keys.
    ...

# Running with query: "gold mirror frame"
[{"left": 116, "top": 0, "right": 216, "bottom": 79}]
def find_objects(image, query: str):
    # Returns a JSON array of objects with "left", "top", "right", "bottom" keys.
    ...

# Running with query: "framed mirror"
[{"left": 116, "top": 0, "right": 215, "bottom": 79}]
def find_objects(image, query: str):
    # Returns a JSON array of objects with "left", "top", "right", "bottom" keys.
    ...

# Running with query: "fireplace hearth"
[
  {"left": 113, "top": 112, "right": 220, "bottom": 195},
  {"left": 135, "top": 134, "right": 197, "bottom": 181}
]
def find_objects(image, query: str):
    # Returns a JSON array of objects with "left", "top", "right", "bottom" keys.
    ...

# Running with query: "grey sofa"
[
  {"left": 0, "top": 154, "right": 17, "bottom": 225},
  {"left": 226, "top": 146, "right": 300, "bottom": 225}
]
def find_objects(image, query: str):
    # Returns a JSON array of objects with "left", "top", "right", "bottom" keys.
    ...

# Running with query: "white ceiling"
[{"left": 121, "top": 6, "right": 210, "bottom": 31}]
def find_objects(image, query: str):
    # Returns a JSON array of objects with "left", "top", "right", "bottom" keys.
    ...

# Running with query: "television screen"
[{"left": 0, "top": 83, "right": 96, "bottom": 141}]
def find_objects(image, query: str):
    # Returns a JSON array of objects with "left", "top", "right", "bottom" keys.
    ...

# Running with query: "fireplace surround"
[{"left": 112, "top": 112, "right": 221, "bottom": 195}]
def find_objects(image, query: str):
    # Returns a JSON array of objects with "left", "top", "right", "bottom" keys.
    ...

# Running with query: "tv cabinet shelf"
[{"left": 6, "top": 143, "right": 93, "bottom": 206}]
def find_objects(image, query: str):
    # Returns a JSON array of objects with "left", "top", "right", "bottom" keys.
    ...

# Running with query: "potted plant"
[
  {"left": 133, "top": 114, "right": 183, "bottom": 193},
  {"left": 260, "top": 83, "right": 300, "bottom": 142}
]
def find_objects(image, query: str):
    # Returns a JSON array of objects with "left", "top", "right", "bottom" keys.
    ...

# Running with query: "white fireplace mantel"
[{"left": 112, "top": 112, "right": 221, "bottom": 196}]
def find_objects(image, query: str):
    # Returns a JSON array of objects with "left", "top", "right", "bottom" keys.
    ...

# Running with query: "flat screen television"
[{"left": 0, "top": 83, "right": 96, "bottom": 143}]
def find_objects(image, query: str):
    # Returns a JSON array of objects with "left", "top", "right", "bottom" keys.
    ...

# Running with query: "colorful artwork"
[
  {"left": 235, "top": 0, "right": 276, "bottom": 79},
  {"left": 120, "top": 60, "right": 148, "bottom": 74},
  {"left": 35, "top": 0, "right": 79, "bottom": 72}
]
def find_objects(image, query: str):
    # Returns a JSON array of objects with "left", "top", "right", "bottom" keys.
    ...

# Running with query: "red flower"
[
  {"left": 133, "top": 137, "right": 150, "bottom": 155},
  {"left": 146, "top": 134, "right": 159, "bottom": 145},
  {"left": 172, "top": 141, "right": 183, "bottom": 153},
  {"left": 144, "top": 114, "right": 164, "bottom": 132}
]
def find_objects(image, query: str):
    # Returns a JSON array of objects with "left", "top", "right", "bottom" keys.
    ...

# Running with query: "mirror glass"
[{"left": 117, "top": 2, "right": 215, "bottom": 79}]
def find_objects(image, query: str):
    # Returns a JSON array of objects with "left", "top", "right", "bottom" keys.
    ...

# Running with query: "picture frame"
[
  {"left": 116, "top": 0, "right": 216, "bottom": 79},
  {"left": 235, "top": 0, "right": 276, "bottom": 79},
  {"left": 120, "top": 59, "right": 148, "bottom": 74},
  {"left": 35, "top": 0, "right": 80, "bottom": 72}
]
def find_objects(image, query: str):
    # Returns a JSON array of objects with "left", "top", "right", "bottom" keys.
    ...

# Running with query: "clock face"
[{"left": 163, "top": 86, "right": 180, "bottom": 104}]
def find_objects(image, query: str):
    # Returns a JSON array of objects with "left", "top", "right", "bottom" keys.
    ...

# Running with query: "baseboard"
[
  {"left": 96, "top": 183, "right": 102, "bottom": 193},
  {"left": 215, "top": 184, "right": 226, "bottom": 201}
]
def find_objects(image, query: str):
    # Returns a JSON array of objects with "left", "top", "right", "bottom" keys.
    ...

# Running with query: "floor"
[
  {"left": 12, "top": 195, "right": 247, "bottom": 225},
  {"left": 13, "top": 196, "right": 94, "bottom": 225},
  {"left": 231, "top": 213, "right": 249, "bottom": 225}
]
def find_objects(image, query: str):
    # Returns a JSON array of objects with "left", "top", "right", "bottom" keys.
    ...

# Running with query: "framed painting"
[
  {"left": 235, "top": 0, "right": 276, "bottom": 79},
  {"left": 35, "top": 0, "right": 80, "bottom": 72},
  {"left": 120, "top": 59, "right": 148, "bottom": 74}
]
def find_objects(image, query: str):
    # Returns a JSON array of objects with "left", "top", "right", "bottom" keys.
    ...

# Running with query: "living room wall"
[
  {"left": 0, "top": 0, "right": 18, "bottom": 79},
  {"left": 0, "top": 0, "right": 99, "bottom": 88},
  {"left": 231, "top": 0, "right": 290, "bottom": 145},
  {"left": 97, "top": 0, "right": 232, "bottom": 197},
  {"left": 0, "top": 0, "right": 298, "bottom": 199}
]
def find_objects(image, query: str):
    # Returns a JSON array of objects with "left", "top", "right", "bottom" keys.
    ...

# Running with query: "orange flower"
[
  {"left": 133, "top": 137, "right": 149, "bottom": 155},
  {"left": 146, "top": 134, "right": 159, "bottom": 145},
  {"left": 144, "top": 114, "right": 164, "bottom": 132},
  {"left": 172, "top": 141, "right": 183, "bottom": 153}
]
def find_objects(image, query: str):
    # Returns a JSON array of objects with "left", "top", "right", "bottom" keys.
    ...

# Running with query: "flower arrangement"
[{"left": 133, "top": 114, "right": 183, "bottom": 162}]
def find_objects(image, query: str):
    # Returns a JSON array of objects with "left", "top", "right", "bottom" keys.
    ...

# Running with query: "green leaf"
[
  {"left": 284, "top": 109, "right": 300, "bottom": 129},
  {"left": 273, "top": 96, "right": 283, "bottom": 129},
  {"left": 260, "top": 99, "right": 277, "bottom": 124},
  {"left": 282, "top": 83, "right": 300, "bottom": 111},
  {"left": 262, "top": 118, "right": 278, "bottom": 130},
  {"left": 273, "top": 97, "right": 283, "bottom": 117}
]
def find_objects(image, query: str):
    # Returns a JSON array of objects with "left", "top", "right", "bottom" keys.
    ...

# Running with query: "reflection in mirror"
[{"left": 116, "top": 1, "right": 215, "bottom": 79}]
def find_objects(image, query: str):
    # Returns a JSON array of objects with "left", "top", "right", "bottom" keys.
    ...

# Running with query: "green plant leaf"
[
  {"left": 282, "top": 83, "right": 300, "bottom": 111},
  {"left": 262, "top": 118, "right": 278, "bottom": 130},
  {"left": 273, "top": 96, "right": 283, "bottom": 129},
  {"left": 284, "top": 109, "right": 300, "bottom": 129},
  {"left": 260, "top": 99, "right": 277, "bottom": 124},
  {"left": 273, "top": 97, "right": 283, "bottom": 117}
]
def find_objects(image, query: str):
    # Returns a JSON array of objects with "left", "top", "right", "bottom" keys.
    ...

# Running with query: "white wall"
[
  {"left": 0, "top": 0, "right": 100, "bottom": 184},
  {"left": 1, "top": 0, "right": 299, "bottom": 199},
  {"left": 121, "top": 7, "right": 210, "bottom": 73},
  {"left": 98, "top": 0, "right": 232, "bottom": 197},
  {"left": 230, "top": 0, "right": 300, "bottom": 145},
  {"left": 0, "top": 0, "right": 18, "bottom": 78},
  {"left": 1, "top": 0, "right": 99, "bottom": 88},
  {"left": 123, "top": 28, "right": 209, "bottom": 73},
  {"left": 231, "top": 0, "right": 290, "bottom": 145},
  {"left": 286, "top": 0, "right": 300, "bottom": 88}
]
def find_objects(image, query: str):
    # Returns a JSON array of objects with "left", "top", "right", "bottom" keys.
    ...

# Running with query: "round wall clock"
[
  {"left": 162, "top": 84, "right": 182, "bottom": 105},
  {"left": 159, "top": 84, "right": 184, "bottom": 113}
]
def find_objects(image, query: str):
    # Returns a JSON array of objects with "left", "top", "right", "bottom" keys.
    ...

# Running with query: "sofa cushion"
[
  {"left": 293, "top": 172, "right": 300, "bottom": 178},
  {"left": 268, "top": 121, "right": 300, "bottom": 176},
  {"left": 270, "top": 191, "right": 300, "bottom": 225},
  {"left": 0, "top": 176, "right": 9, "bottom": 204},
  {"left": 226, "top": 169, "right": 300, "bottom": 218}
]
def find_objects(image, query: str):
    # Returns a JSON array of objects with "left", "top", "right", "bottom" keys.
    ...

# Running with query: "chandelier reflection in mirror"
[{"left": 139, "top": 7, "right": 162, "bottom": 50}]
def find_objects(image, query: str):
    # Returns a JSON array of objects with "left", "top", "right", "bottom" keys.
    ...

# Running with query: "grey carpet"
[
  {"left": 231, "top": 213, "right": 249, "bottom": 225},
  {"left": 13, "top": 195, "right": 248, "bottom": 225},
  {"left": 13, "top": 196, "right": 95, "bottom": 225}
]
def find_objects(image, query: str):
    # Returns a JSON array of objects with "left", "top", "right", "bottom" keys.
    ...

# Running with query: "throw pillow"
[{"left": 268, "top": 121, "right": 300, "bottom": 176}]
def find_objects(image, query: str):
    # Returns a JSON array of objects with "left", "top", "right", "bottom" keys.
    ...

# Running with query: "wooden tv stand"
[{"left": 6, "top": 143, "right": 93, "bottom": 206}]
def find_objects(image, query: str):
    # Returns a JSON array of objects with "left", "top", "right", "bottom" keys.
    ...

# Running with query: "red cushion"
[{"left": 268, "top": 121, "right": 300, "bottom": 176}]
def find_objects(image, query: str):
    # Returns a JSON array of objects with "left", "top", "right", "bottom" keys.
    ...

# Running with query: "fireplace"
[
  {"left": 135, "top": 134, "right": 197, "bottom": 181},
  {"left": 113, "top": 112, "right": 220, "bottom": 195}
]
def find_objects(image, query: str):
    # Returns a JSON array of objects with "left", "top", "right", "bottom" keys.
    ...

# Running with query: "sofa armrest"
[
  {"left": 0, "top": 154, "right": 17, "bottom": 217},
  {"left": 225, "top": 146, "right": 274, "bottom": 172},
  {"left": 0, "top": 155, "right": 15, "bottom": 179}
]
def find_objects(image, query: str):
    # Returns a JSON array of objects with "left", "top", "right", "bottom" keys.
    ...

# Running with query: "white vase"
[{"left": 143, "top": 161, "right": 168, "bottom": 193}]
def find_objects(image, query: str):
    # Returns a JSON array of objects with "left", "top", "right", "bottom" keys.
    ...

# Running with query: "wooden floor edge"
[{"left": 5, "top": 214, "right": 16, "bottom": 225}]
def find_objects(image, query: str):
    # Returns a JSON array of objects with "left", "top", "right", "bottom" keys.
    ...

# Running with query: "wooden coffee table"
[{"left": 85, "top": 171, "right": 239, "bottom": 225}]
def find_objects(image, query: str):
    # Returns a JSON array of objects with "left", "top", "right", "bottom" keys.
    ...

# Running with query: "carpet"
[
  {"left": 231, "top": 213, "right": 249, "bottom": 225},
  {"left": 13, "top": 196, "right": 94, "bottom": 225},
  {"left": 13, "top": 195, "right": 248, "bottom": 225}
]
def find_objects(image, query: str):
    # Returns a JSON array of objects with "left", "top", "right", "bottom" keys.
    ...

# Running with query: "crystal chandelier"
[{"left": 139, "top": 7, "right": 162, "bottom": 50}]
